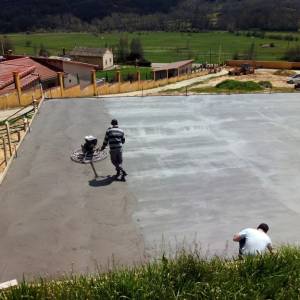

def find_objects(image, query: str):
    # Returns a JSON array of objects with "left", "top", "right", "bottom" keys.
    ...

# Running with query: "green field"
[{"left": 5, "top": 31, "right": 300, "bottom": 63}]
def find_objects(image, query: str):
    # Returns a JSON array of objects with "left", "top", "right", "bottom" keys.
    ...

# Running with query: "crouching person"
[{"left": 233, "top": 223, "right": 273, "bottom": 256}]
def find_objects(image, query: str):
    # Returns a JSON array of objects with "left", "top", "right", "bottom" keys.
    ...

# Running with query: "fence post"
[
  {"left": 13, "top": 72, "right": 22, "bottom": 105},
  {"left": 137, "top": 71, "right": 141, "bottom": 90},
  {"left": 5, "top": 121, "right": 12, "bottom": 156},
  {"left": 40, "top": 83, "right": 44, "bottom": 99},
  {"left": 32, "top": 96, "right": 37, "bottom": 112},
  {"left": 57, "top": 72, "right": 64, "bottom": 97},
  {"left": 91, "top": 70, "right": 97, "bottom": 96},
  {"left": 23, "top": 117, "right": 27, "bottom": 131},
  {"left": 2, "top": 137, "right": 7, "bottom": 165}
]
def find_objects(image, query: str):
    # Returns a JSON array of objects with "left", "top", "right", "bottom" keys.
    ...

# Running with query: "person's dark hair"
[
  {"left": 257, "top": 223, "right": 269, "bottom": 233},
  {"left": 111, "top": 119, "right": 118, "bottom": 125}
]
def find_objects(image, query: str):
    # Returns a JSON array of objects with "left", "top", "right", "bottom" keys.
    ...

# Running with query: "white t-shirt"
[{"left": 239, "top": 228, "right": 272, "bottom": 255}]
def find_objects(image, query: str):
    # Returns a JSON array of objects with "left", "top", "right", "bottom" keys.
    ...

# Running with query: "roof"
[
  {"left": 1, "top": 74, "right": 39, "bottom": 95},
  {"left": 0, "top": 60, "right": 39, "bottom": 92},
  {"left": 0, "top": 69, "right": 39, "bottom": 95},
  {"left": 153, "top": 60, "right": 194, "bottom": 72},
  {"left": 2, "top": 57, "right": 57, "bottom": 82},
  {"left": 33, "top": 56, "right": 98, "bottom": 71},
  {"left": 69, "top": 47, "right": 110, "bottom": 57}
]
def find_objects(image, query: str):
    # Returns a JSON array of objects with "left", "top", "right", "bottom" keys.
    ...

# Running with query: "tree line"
[{"left": 1, "top": 0, "right": 300, "bottom": 33}]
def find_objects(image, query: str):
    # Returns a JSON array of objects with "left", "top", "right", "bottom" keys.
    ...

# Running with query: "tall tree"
[
  {"left": 117, "top": 36, "right": 129, "bottom": 63},
  {"left": 129, "top": 37, "right": 144, "bottom": 61}
]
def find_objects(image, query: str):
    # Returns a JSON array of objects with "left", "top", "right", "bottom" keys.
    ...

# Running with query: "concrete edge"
[{"left": 0, "top": 97, "right": 45, "bottom": 185}]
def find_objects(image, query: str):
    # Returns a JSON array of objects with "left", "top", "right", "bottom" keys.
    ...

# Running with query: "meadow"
[
  {"left": 6, "top": 31, "right": 300, "bottom": 63},
  {"left": 1, "top": 246, "right": 300, "bottom": 299}
]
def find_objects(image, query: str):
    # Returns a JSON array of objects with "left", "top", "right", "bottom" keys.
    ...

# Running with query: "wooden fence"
[
  {"left": 0, "top": 69, "right": 212, "bottom": 108},
  {"left": 226, "top": 60, "right": 300, "bottom": 70}
]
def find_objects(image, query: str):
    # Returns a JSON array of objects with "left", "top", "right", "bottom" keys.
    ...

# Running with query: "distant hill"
[{"left": 1, "top": 0, "right": 300, "bottom": 33}]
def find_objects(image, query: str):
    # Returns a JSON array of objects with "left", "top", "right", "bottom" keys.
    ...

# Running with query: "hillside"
[
  {"left": 1, "top": 0, "right": 300, "bottom": 33},
  {"left": 1, "top": 0, "right": 179, "bottom": 32}
]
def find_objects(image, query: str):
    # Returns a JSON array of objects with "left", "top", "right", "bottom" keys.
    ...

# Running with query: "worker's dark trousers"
[
  {"left": 110, "top": 148, "right": 125, "bottom": 173},
  {"left": 239, "top": 238, "right": 246, "bottom": 255}
]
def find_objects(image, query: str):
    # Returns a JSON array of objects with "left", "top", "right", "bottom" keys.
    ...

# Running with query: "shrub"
[
  {"left": 137, "top": 58, "right": 151, "bottom": 67},
  {"left": 216, "top": 80, "right": 263, "bottom": 91}
]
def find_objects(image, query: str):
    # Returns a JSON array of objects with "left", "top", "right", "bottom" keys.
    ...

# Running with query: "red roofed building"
[
  {"left": 1, "top": 57, "right": 58, "bottom": 92},
  {"left": 32, "top": 57, "right": 98, "bottom": 88}
]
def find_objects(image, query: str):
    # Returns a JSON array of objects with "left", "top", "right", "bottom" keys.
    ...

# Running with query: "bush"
[
  {"left": 136, "top": 58, "right": 151, "bottom": 67},
  {"left": 216, "top": 80, "right": 263, "bottom": 91},
  {"left": 259, "top": 81, "right": 272, "bottom": 88}
]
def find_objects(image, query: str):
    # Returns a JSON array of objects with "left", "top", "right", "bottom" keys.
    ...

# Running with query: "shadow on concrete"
[{"left": 89, "top": 175, "right": 126, "bottom": 187}]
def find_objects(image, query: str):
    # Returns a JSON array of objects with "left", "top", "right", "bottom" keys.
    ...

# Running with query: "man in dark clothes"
[{"left": 101, "top": 119, "right": 127, "bottom": 179}]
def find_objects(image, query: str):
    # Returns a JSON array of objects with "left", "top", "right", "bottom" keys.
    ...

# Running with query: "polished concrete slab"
[{"left": 104, "top": 93, "right": 300, "bottom": 256}]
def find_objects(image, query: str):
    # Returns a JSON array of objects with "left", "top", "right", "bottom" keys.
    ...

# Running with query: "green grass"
[
  {"left": 2, "top": 246, "right": 300, "bottom": 299},
  {"left": 188, "top": 79, "right": 263, "bottom": 94},
  {"left": 97, "top": 66, "right": 152, "bottom": 81},
  {"left": 4, "top": 31, "right": 300, "bottom": 63},
  {"left": 216, "top": 80, "right": 263, "bottom": 91}
]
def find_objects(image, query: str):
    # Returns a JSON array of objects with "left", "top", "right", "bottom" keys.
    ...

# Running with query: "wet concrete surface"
[
  {"left": 104, "top": 93, "right": 300, "bottom": 256},
  {"left": 1, "top": 94, "right": 300, "bottom": 280},
  {"left": 0, "top": 99, "right": 144, "bottom": 281}
]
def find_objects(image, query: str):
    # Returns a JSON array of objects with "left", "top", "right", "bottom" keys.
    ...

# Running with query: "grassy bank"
[
  {"left": 6, "top": 31, "right": 300, "bottom": 63},
  {"left": 163, "top": 79, "right": 268, "bottom": 94},
  {"left": 189, "top": 80, "right": 297, "bottom": 94},
  {"left": 1, "top": 246, "right": 300, "bottom": 299}
]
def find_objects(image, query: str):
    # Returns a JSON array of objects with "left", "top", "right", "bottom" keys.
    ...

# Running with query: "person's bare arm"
[{"left": 233, "top": 234, "right": 241, "bottom": 242}]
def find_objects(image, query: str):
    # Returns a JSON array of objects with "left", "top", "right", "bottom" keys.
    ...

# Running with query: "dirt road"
[{"left": 100, "top": 69, "right": 228, "bottom": 97}]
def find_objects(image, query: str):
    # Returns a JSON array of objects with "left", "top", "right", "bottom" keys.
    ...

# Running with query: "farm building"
[
  {"left": 69, "top": 47, "right": 114, "bottom": 70},
  {"left": 33, "top": 57, "right": 98, "bottom": 88},
  {"left": 152, "top": 60, "right": 193, "bottom": 80}
]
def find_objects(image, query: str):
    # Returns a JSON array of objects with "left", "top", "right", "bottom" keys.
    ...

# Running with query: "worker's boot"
[{"left": 120, "top": 170, "right": 127, "bottom": 181}]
